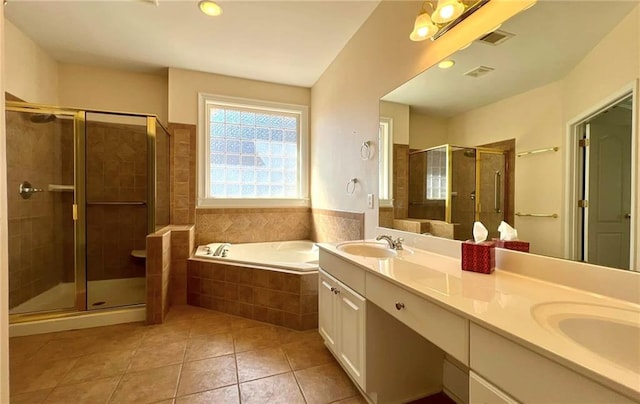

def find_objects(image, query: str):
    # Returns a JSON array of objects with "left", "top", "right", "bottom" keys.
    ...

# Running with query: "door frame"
[{"left": 563, "top": 81, "right": 638, "bottom": 271}]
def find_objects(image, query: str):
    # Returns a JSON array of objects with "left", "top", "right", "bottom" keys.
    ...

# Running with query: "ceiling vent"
[
  {"left": 464, "top": 66, "right": 495, "bottom": 78},
  {"left": 477, "top": 29, "right": 514, "bottom": 46}
]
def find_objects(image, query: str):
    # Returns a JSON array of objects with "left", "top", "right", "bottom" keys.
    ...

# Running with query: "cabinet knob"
[
  {"left": 330, "top": 287, "right": 336, "bottom": 293},
  {"left": 395, "top": 302, "right": 405, "bottom": 311}
]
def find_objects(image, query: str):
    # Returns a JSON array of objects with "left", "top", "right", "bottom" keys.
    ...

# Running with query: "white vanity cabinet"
[
  {"left": 469, "top": 323, "right": 637, "bottom": 404},
  {"left": 319, "top": 268, "right": 366, "bottom": 387},
  {"left": 319, "top": 249, "right": 447, "bottom": 404}
]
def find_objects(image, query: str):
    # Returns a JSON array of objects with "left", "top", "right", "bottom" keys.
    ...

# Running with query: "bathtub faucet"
[
  {"left": 376, "top": 235, "right": 404, "bottom": 250},
  {"left": 213, "top": 243, "right": 231, "bottom": 256}
]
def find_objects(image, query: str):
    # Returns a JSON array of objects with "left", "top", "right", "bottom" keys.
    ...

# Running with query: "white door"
[
  {"left": 336, "top": 284, "right": 366, "bottom": 387},
  {"left": 318, "top": 270, "right": 337, "bottom": 350},
  {"left": 586, "top": 115, "right": 632, "bottom": 269}
]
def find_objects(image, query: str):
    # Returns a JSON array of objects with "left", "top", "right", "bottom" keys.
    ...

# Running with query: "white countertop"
[{"left": 318, "top": 241, "right": 640, "bottom": 402}]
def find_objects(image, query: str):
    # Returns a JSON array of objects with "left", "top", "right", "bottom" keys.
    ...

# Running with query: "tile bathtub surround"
[
  {"left": 186, "top": 259, "right": 318, "bottom": 330},
  {"left": 195, "top": 207, "right": 312, "bottom": 245},
  {"left": 310, "top": 209, "right": 364, "bottom": 243},
  {"left": 8, "top": 305, "right": 366, "bottom": 404}
]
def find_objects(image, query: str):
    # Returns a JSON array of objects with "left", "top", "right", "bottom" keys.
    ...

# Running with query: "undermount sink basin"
[
  {"left": 336, "top": 241, "right": 397, "bottom": 258},
  {"left": 532, "top": 302, "right": 640, "bottom": 372}
]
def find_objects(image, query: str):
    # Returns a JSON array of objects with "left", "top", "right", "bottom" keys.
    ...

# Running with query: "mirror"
[{"left": 379, "top": 1, "right": 638, "bottom": 271}]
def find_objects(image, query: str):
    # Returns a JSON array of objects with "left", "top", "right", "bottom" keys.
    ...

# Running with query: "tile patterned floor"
[{"left": 9, "top": 305, "right": 366, "bottom": 404}]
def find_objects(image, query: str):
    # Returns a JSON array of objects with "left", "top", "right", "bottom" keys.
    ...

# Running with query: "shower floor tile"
[{"left": 8, "top": 305, "right": 454, "bottom": 403}]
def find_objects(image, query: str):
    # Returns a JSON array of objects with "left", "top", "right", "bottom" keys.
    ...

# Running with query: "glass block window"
[
  {"left": 426, "top": 147, "right": 447, "bottom": 200},
  {"left": 198, "top": 94, "right": 309, "bottom": 207}
]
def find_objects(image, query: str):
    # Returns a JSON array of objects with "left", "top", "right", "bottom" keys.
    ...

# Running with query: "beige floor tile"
[
  {"left": 236, "top": 347, "right": 291, "bottom": 382},
  {"left": 9, "top": 388, "right": 52, "bottom": 404},
  {"left": 277, "top": 328, "right": 322, "bottom": 345},
  {"left": 109, "top": 364, "right": 181, "bottom": 404},
  {"left": 128, "top": 340, "right": 187, "bottom": 372},
  {"left": 331, "top": 395, "right": 368, "bottom": 404},
  {"left": 239, "top": 372, "right": 304, "bottom": 404},
  {"left": 60, "top": 349, "right": 134, "bottom": 385},
  {"left": 175, "top": 385, "right": 240, "bottom": 404},
  {"left": 295, "top": 362, "right": 358, "bottom": 404},
  {"left": 142, "top": 323, "right": 191, "bottom": 346},
  {"left": 33, "top": 336, "right": 100, "bottom": 361},
  {"left": 44, "top": 376, "right": 120, "bottom": 403},
  {"left": 282, "top": 338, "right": 334, "bottom": 370},
  {"left": 10, "top": 357, "right": 78, "bottom": 395},
  {"left": 92, "top": 327, "right": 147, "bottom": 352},
  {"left": 10, "top": 334, "right": 53, "bottom": 359},
  {"left": 232, "top": 325, "right": 281, "bottom": 352},
  {"left": 184, "top": 334, "right": 234, "bottom": 362},
  {"left": 189, "top": 318, "right": 232, "bottom": 338},
  {"left": 228, "top": 316, "right": 265, "bottom": 330},
  {"left": 177, "top": 355, "right": 237, "bottom": 396}
]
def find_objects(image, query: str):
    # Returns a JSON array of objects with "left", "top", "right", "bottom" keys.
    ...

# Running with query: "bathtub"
[{"left": 194, "top": 240, "right": 319, "bottom": 272}]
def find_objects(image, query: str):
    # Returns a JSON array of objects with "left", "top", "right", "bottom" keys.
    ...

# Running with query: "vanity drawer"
[
  {"left": 319, "top": 250, "right": 365, "bottom": 295},
  {"left": 365, "top": 273, "right": 469, "bottom": 364},
  {"left": 470, "top": 323, "right": 636, "bottom": 403}
]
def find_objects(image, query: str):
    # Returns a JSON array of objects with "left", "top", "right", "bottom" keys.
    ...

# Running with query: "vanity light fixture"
[
  {"left": 199, "top": 0, "right": 222, "bottom": 16},
  {"left": 409, "top": 0, "right": 489, "bottom": 42},
  {"left": 432, "top": 0, "right": 465, "bottom": 24},
  {"left": 438, "top": 60, "right": 455, "bottom": 69},
  {"left": 409, "top": 6, "right": 439, "bottom": 41}
]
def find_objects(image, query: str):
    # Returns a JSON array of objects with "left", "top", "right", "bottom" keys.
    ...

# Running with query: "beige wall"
[
  {"left": 311, "top": 0, "right": 533, "bottom": 238},
  {"left": 447, "top": 81, "right": 564, "bottom": 257},
  {"left": 4, "top": 20, "right": 58, "bottom": 104},
  {"left": 1, "top": 7, "right": 10, "bottom": 402},
  {"left": 168, "top": 68, "right": 310, "bottom": 125},
  {"left": 58, "top": 64, "right": 168, "bottom": 123},
  {"left": 441, "top": 5, "right": 640, "bottom": 258},
  {"left": 409, "top": 112, "right": 448, "bottom": 150},
  {"left": 379, "top": 100, "right": 409, "bottom": 144}
]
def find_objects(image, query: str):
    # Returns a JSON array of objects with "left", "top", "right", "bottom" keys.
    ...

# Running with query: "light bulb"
[
  {"left": 409, "top": 10, "right": 438, "bottom": 41},
  {"left": 438, "top": 60, "right": 455, "bottom": 69},
  {"left": 432, "top": 0, "right": 464, "bottom": 24},
  {"left": 199, "top": 0, "right": 223, "bottom": 16}
]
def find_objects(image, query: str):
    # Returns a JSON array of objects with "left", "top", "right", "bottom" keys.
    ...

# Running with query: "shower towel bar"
[
  {"left": 87, "top": 201, "right": 147, "bottom": 205},
  {"left": 515, "top": 212, "right": 558, "bottom": 218},
  {"left": 516, "top": 147, "right": 559, "bottom": 157}
]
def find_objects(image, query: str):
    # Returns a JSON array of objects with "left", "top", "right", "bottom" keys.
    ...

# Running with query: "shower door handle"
[
  {"left": 494, "top": 171, "right": 501, "bottom": 213},
  {"left": 19, "top": 181, "right": 44, "bottom": 199}
]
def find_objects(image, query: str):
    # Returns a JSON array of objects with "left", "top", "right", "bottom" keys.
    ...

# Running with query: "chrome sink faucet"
[
  {"left": 376, "top": 235, "right": 404, "bottom": 250},
  {"left": 213, "top": 243, "right": 231, "bottom": 256}
]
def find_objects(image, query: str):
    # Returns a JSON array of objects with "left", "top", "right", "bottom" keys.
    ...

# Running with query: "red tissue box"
[
  {"left": 492, "top": 239, "right": 530, "bottom": 253},
  {"left": 461, "top": 241, "right": 495, "bottom": 274}
]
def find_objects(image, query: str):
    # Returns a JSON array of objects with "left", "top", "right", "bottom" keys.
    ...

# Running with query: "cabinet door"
[
  {"left": 318, "top": 270, "right": 337, "bottom": 350},
  {"left": 336, "top": 284, "right": 366, "bottom": 387},
  {"left": 469, "top": 371, "right": 518, "bottom": 404}
]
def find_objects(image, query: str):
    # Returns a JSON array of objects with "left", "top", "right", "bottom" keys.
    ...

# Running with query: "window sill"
[{"left": 197, "top": 198, "right": 310, "bottom": 209}]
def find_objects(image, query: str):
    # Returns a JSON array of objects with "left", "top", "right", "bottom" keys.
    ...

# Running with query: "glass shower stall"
[{"left": 5, "top": 102, "right": 170, "bottom": 320}]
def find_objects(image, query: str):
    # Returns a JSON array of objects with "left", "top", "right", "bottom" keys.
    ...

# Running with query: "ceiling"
[
  {"left": 382, "top": 1, "right": 638, "bottom": 117},
  {"left": 4, "top": 0, "right": 380, "bottom": 88}
]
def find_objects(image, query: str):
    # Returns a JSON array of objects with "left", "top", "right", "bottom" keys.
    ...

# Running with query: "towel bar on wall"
[
  {"left": 516, "top": 147, "right": 559, "bottom": 157},
  {"left": 515, "top": 212, "right": 558, "bottom": 218}
]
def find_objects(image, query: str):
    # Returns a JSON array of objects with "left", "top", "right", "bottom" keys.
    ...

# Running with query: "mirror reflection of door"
[{"left": 579, "top": 96, "right": 632, "bottom": 270}]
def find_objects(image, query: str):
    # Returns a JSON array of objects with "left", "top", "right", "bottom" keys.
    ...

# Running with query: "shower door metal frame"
[
  {"left": 6, "top": 101, "right": 167, "bottom": 324},
  {"left": 473, "top": 147, "right": 507, "bottom": 223}
]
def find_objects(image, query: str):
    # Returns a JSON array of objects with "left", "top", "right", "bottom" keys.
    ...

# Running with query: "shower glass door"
[
  {"left": 6, "top": 107, "right": 78, "bottom": 315},
  {"left": 85, "top": 112, "right": 148, "bottom": 310}
]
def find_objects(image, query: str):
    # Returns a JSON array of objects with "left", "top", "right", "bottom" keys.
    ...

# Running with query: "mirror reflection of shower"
[{"left": 405, "top": 144, "right": 510, "bottom": 240}]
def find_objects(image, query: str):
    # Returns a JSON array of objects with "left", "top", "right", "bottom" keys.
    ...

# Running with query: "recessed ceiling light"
[
  {"left": 438, "top": 60, "right": 455, "bottom": 69},
  {"left": 199, "top": 0, "right": 223, "bottom": 17}
]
